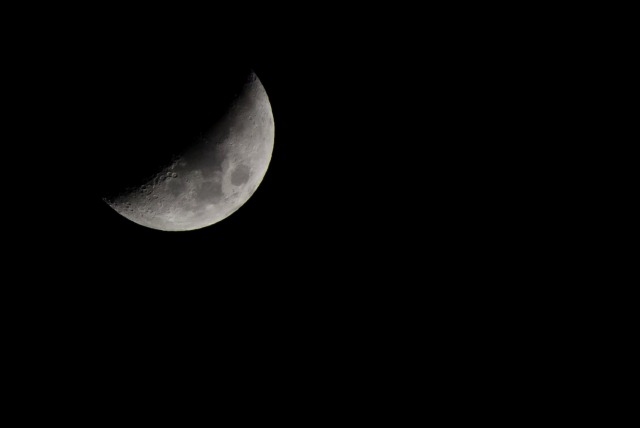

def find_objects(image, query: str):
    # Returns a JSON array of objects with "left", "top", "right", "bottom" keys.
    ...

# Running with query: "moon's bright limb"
[{"left": 104, "top": 71, "right": 274, "bottom": 231}]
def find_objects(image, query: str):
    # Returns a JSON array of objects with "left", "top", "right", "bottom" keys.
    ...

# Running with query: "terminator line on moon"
[{"left": 104, "top": 71, "right": 274, "bottom": 231}]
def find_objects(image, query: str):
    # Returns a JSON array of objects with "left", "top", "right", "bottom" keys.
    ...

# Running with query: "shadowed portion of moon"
[{"left": 103, "top": 70, "right": 274, "bottom": 231}]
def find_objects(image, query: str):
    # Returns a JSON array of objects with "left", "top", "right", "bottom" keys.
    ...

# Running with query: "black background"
[
  {"left": 0, "top": 6, "right": 588, "bottom": 404},
  {"left": 5, "top": 5, "right": 539, "bottom": 334},
  {"left": 0, "top": 5, "right": 601, "bottom": 410},
  {"left": 9, "top": 8, "right": 429, "bottom": 315}
]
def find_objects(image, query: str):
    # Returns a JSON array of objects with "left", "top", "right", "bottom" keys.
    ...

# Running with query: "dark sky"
[
  {"left": 0, "top": 7, "right": 582, "bottom": 402},
  {"left": 7, "top": 5, "right": 522, "bottom": 324},
  {"left": 11, "top": 12, "right": 387, "bottom": 289}
]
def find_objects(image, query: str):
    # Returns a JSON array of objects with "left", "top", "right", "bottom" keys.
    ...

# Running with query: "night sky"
[
  {"left": 0, "top": 6, "right": 571, "bottom": 408},
  {"left": 14, "top": 11, "right": 390, "bottom": 299},
  {"left": 9, "top": 6, "right": 495, "bottom": 327}
]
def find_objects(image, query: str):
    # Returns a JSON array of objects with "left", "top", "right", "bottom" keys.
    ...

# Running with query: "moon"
[{"left": 103, "top": 71, "right": 274, "bottom": 231}]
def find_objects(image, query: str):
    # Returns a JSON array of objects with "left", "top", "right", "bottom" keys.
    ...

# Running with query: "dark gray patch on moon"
[
  {"left": 167, "top": 179, "right": 186, "bottom": 197},
  {"left": 231, "top": 164, "right": 251, "bottom": 186},
  {"left": 197, "top": 180, "right": 223, "bottom": 203}
]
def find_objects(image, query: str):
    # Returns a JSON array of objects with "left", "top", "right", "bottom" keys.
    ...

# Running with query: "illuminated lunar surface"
[{"left": 104, "top": 71, "right": 274, "bottom": 231}]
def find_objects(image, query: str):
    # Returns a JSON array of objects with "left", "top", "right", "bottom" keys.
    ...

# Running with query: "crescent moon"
[{"left": 104, "top": 71, "right": 274, "bottom": 231}]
